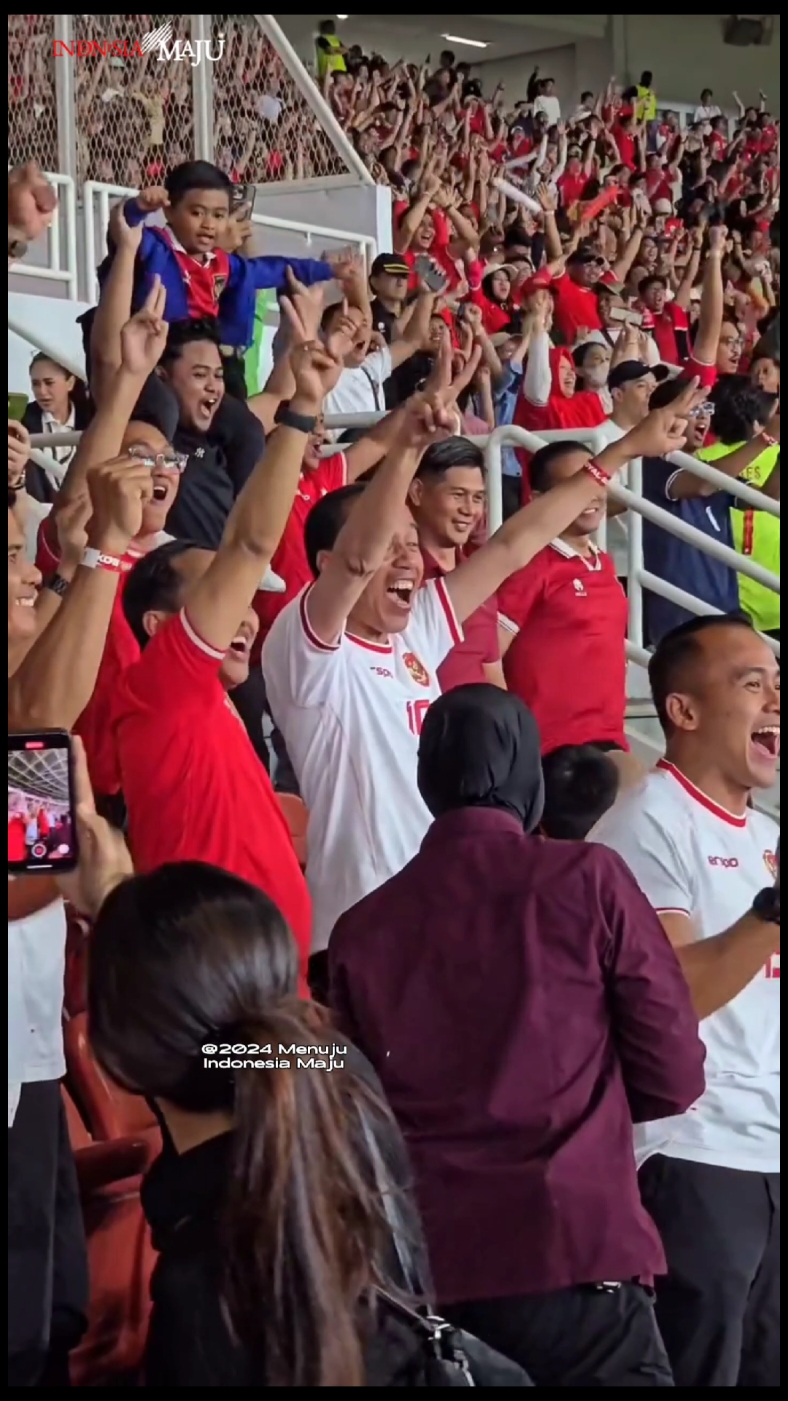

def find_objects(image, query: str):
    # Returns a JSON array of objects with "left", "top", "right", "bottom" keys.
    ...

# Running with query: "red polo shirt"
[
  {"left": 551, "top": 272, "right": 602, "bottom": 344},
  {"left": 112, "top": 608, "right": 312, "bottom": 990},
  {"left": 421, "top": 549, "right": 499, "bottom": 691},
  {"left": 498, "top": 537, "right": 627, "bottom": 754},
  {"left": 252, "top": 452, "right": 347, "bottom": 657}
]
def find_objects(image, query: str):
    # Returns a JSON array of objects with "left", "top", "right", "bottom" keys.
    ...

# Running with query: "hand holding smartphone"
[
  {"left": 8, "top": 392, "right": 28, "bottom": 423},
  {"left": 8, "top": 731, "right": 78, "bottom": 874}
]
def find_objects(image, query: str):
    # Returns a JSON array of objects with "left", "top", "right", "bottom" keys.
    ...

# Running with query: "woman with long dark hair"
[{"left": 87, "top": 861, "right": 430, "bottom": 1387}]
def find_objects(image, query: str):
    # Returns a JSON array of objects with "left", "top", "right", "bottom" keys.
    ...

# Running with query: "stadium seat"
[
  {"left": 277, "top": 792, "right": 308, "bottom": 867},
  {"left": 64, "top": 1012, "right": 161, "bottom": 1155},
  {"left": 63, "top": 1087, "right": 157, "bottom": 1386}
]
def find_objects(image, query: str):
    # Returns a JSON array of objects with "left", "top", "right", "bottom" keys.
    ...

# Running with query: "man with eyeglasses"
[{"left": 35, "top": 418, "right": 183, "bottom": 796}]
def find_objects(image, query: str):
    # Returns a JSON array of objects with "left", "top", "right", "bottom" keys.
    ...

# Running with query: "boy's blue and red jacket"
[{"left": 100, "top": 198, "right": 335, "bottom": 351}]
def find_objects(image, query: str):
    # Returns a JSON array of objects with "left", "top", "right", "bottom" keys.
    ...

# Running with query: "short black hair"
[
  {"left": 639, "top": 273, "right": 668, "bottom": 297},
  {"left": 573, "top": 342, "right": 602, "bottom": 370},
  {"left": 304, "top": 483, "right": 365, "bottom": 577},
  {"left": 122, "top": 540, "right": 199, "bottom": 649},
  {"left": 414, "top": 436, "right": 485, "bottom": 481},
  {"left": 529, "top": 440, "right": 589, "bottom": 494},
  {"left": 159, "top": 316, "right": 223, "bottom": 369},
  {"left": 640, "top": 70, "right": 653, "bottom": 86},
  {"left": 165, "top": 160, "right": 232, "bottom": 206},
  {"left": 709, "top": 374, "right": 777, "bottom": 446},
  {"left": 648, "top": 612, "right": 755, "bottom": 733},
  {"left": 540, "top": 744, "right": 620, "bottom": 839}
]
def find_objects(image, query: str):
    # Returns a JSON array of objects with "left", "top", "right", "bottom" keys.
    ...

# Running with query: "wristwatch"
[
  {"left": 44, "top": 572, "right": 70, "bottom": 598},
  {"left": 751, "top": 886, "right": 780, "bottom": 926},
  {"left": 275, "top": 403, "right": 317, "bottom": 434}
]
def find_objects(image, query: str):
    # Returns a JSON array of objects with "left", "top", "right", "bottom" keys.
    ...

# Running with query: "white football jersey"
[
  {"left": 590, "top": 760, "right": 780, "bottom": 1172},
  {"left": 262, "top": 579, "right": 462, "bottom": 952}
]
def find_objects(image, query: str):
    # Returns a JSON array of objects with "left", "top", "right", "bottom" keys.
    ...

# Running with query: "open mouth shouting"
[
  {"left": 386, "top": 576, "right": 416, "bottom": 613},
  {"left": 750, "top": 724, "right": 780, "bottom": 763},
  {"left": 196, "top": 392, "right": 220, "bottom": 425},
  {"left": 227, "top": 623, "right": 255, "bottom": 660}
]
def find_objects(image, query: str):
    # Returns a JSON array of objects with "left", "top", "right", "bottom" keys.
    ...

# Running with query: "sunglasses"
[
  {"left": 689, "top": 401, "right": 715, "bottom": 419},
  {"left": 128, "top": 444, "right": 189, "bottom": 473}
]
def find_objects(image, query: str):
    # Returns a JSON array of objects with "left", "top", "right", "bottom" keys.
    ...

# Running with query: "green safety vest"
[
  {"left": 316, "top": 32, "right": 346, "bottom": 79},
  {"left": 697, "top": 441, "right": 780, "bottom": 632}
]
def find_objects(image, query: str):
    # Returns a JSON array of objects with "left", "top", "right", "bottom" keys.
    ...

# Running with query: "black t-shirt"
[
  {"left": 370, "top": 298, "right": 397, "bottom": 345},
  {"left": 132, "top": 378, "right": 264, "bottom": 549}
]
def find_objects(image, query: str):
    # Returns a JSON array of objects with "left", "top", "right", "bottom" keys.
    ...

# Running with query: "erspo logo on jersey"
[{"left": 707, "top": 855, "right": 740, "bottom": 869}]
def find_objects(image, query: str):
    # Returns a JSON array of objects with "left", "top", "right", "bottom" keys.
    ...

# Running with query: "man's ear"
[
  {"left": 408, "top": 479, "right": 425, "bottom": 509},
  {"left": 664, "top": 691, "right": 700, "bottom": 734}
]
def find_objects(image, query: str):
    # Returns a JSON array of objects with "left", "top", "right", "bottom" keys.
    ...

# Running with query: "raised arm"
[
  {"left": 55, "top": 282, "right": 168, "bottom": 510},
  {"left": 182, "top": 336, "right": 350, "bottom": 655},
  {"left": 690, "top": 223, "right": 726, "bottom": 369},
  {"left": 90, "top": 200, "right": 144, "bottom": 403},
  {"left": 446, "top": 380, "right": 704, "bottom": 624},
  {"left": 8, "top": 457, "right": 154, "bottom": 730},
  {"left": 305, "top": 348, "right": 461, "bottom": 647}
]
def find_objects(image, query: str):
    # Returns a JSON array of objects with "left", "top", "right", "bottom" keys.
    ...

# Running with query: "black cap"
[
  {"left": 370, "top": 252, "right": 410, "bottom": 278},
  {"left": 567, "top": 246, "right": 603, "bottom": 265},
  {"left": 607, "top": 359, "right": 654, "bottom": 391}
]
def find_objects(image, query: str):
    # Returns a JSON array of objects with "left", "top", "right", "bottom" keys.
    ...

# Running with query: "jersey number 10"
[{"left": 406, "top": 699, "right": 431, "bottom": 737}]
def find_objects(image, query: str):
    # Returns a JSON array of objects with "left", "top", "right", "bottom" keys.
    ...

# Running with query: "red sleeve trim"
[
  {"left": 298, "top": 585, "right": 341, "bottom": 653},
  {"left": 434, "top": 575, "right": 463, "bottom": 646},
  {"left": 655, "top": 907, "right": 691, "bottom": 918},
  {"left": 180, "top": 609, "right": 226, "bottom": 661}
]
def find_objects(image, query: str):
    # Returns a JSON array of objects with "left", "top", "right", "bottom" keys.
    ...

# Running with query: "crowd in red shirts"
[{"left": 6, "top": 31, "right": 781, "bottom": 1392}]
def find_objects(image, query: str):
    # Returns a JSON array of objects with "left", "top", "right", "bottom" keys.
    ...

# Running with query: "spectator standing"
[
  {"left": 408, "top": 437, "right": 505, "bottom": 691},
  {"left": 314, "top": 19, "right": 347, "bottom": 81},
  {"left": 330, "top": 684, "right": 705, "bottom": 1387},
  {"left": 692, "top": 88, "right": 722, "bottom": 124},
  {"left": 594, "top": 357, "right": 657, "bottom": 581},
  {"left": 498, "top": 441, "right": 627, "bottom": 755},
  {"left": 591, "top": 615, "right": 780, "bottom": 1389},
  {"left": 643, "top": 375, "right": 780, "bottom": 643}
]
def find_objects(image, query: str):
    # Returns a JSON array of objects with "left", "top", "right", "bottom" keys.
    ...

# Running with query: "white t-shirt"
[
  {"left": 534, "top": 93, "right": 561, "bottom": 126},
  {"left": 693, "top": 103, "right": 721, "bottom": 124},
  {"left": 590, "top": 760, "right": 780, "bottom": 1173},
  {"left": 262, "top": 578, "right": 462, "bottom": 951},
  {"left": 590, "top": 417, "right": 636, "bottom": 578},
  {"left": 323, "top": 346, "right": 393, "bottom": 436},
  {"left": 8, "top": 896, "right": 67, "bottom": 1126}
]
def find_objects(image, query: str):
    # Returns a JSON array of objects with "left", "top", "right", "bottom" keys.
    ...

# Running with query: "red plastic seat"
[
  {"left": 64, "top": 1012, "right": 161, "bottom": 1156},
  {"left": 277, "top": 792, "right": 308, "bottom": 868},
  {"left": 63, "top": 1087, "right": 157, "bottom": 1386}
]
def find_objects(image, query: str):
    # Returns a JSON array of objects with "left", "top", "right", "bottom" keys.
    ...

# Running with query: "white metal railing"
[
  {"left": 82, "top": 182, "right": 378, "bottom": 305},
  {"left": 9, "top": 172, "right": 78, "bottom": 301},
  {"left": 25, "top": 415, "right": 782, "bottom": 670},
  {"left": 485, "top": 424, "right": 780, "bottom": 664}
]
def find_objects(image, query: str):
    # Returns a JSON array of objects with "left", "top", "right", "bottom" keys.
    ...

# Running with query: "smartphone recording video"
[
  {"left": 8, "top": 731, "right": 78, "bottom": 874},
  {"left": 8, "top": 392, "right": 28, "bottom": 423},
  {"left": 230, "top": 183, "right": 255, "bottom": 220}
]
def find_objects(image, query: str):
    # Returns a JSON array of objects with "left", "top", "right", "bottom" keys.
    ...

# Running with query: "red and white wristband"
[
  {"left": 583, "top": 458, "right": 612, "bottom": 487},
  {"left": 81, "top": 546, "right": 124, "bottom": 574}
]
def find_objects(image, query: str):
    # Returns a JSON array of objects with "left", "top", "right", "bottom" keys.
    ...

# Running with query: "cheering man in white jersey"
[
  {"left": 262, "top": 351, "right": 704, "bottom": 991},
  {"left": 591, "top": 613, "right": 780, "bottom": 1389}
]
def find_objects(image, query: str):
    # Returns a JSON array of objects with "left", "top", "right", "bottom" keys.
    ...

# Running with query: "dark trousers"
[
  {"left": 8, "top": 1081, "right": 88, "bottom": 1387},
  {"left": 501, "top": 475, "right": 522, "bottom": 522},
  {"left": 638, "top": 1154, "right": 780, "bottom": 1388},
  {"left": 444, "top": 1282, "right": 673, "bottom": 1387}
]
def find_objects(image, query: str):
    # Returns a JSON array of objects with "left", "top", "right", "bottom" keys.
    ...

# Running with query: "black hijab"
[{"left": 417, "top": 684, "right": 544, "bottom": 833}]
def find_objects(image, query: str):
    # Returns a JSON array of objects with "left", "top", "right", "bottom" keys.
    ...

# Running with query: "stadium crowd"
[{"left": 7, "top": 20, "right": 781, "bottom": 1391}]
